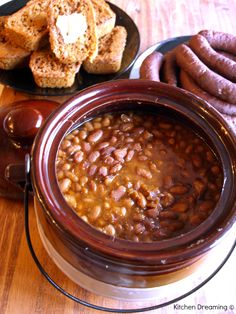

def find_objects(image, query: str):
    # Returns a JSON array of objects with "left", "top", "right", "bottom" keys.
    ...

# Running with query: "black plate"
[
  {"left": 129, "top": 35, "right": 191, "bottom": 79},
  {"left": 0, "top": 0, "right": 140, "bottom": 96}
]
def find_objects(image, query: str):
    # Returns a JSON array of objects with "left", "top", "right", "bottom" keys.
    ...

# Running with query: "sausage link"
[
  {"left": 189, "top": 34, "right": 236, "bottom": 82},
  {"left": 139, "top": 51, "right": 164, "bottom": 81},
  {"left": 175, "top": 44, "right": 236, "bottom": 103},
  {"left": 199, "top": 30, "right": 236, "bottom": 55},
  {"left": 179, "top": 70, "right": 236, "bottom": 115},
  {"left": 162, "top": 50, "right": 178, "bottom": 86}
]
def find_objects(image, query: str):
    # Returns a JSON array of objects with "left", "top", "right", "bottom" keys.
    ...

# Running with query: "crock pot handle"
[
  {"left": 5, "top": 163, "right": 26, "bottom": 185},
  {"left": 23, "top": 154, "right": 236, "bottom": 312}
]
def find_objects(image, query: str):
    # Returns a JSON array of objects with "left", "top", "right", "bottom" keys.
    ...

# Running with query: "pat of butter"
[{"left": 56, "top": 13, "right": 87, "bottom": 44}]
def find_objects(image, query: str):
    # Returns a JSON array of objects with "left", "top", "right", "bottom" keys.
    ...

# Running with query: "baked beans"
[{"left": 56, "top": 112, "right": 223, "bottom": 242}]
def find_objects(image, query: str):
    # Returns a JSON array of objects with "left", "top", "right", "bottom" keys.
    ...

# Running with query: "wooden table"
[{"left": 0, "top": 1, "right": 236, "bottom": 313}]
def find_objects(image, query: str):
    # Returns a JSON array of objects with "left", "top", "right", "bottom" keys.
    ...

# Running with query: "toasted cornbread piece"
[
  {"left": 0, "top": 41, "right": 30, "bottom": 69},
  {"left": 83, "top": 26, "right": 127, "bottom": 74},
  {"left": 91, "top": 0, "right": 116, "bottom": 38},
  {"left": 48, "top": 0, "right": 98, "bottom": 64},
  {"left": 29, "top": 49, "right": 81, "bottom": 88},
  {"left": 4, "top": 0, "right": 49, "bottom": 51},
  {"left": 0, "top": 16, "right": 6, "bottom": 41}
]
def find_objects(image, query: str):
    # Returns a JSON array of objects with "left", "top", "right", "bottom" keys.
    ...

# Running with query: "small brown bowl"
[{"left": 30, "top": 79, "right": 236, "bottom": 299}]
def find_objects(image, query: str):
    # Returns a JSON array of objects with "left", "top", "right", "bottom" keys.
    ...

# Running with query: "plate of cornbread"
[{"left": 0, "top": 0, "right": 140, "bottom": 96}]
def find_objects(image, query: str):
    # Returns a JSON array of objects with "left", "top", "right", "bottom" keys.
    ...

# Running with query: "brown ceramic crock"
[{"left": 30, "top": 80, "right": 236, "bottom": 295}]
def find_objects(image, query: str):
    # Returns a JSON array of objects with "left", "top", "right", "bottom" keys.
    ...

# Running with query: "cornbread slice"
[
  {"left": 83, "top": 26, "right": 127, "bottom": 74},
  {"left": 91, "top": 0, "right": 116, "bottom": 38},
  {"left": 29, "top": 49, "right": 81, "bottom": 88},
  {"left": 0, "top": 42, "right": 30, "bottom": 69},
  {"left": 4, "top": 0, "right": 49, "bottom": 51},
  {"left": 48, "top": 0, "right": 98, "bottom": 64}
]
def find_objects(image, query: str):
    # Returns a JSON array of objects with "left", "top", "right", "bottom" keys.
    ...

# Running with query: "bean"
[
  {"left": 120, "top": 122, "right": 134, "bottom": 131},
  {"left": 79, "top": 130, "right": 87, "bottom": 140},
  {"left": 81, "top": 215, "right": 88, "bottom": 223},
  {"left": 111, "top": 186, "right": 126, "bottom": 201},
  {"left": 211, "top": 165, "right": 221, "bottom": 175},
  {"left": 80, "top": 176, "right": 88, "bottom": 186},
  {"left": 206, "top": 151, "right": 214, "bottom": 162},
  {"left": 88, "top": 164, "right": 97, "bottom": 176},
  {"left": 74, "top": 151, "right": 84, "bottom": 163},
  {"left": 114, "top": 206, "right": 127, "bottom": 217},
  {"left": 104, "top": 176, "right": 114, "bottom": 186},
  {"left": 102, "top": 116, "right": 111, "bottom": 127},
  {"left": 64, "top": 194, "right": 77, "bottom": 208},
  {"left": 165, "top": 221, "right": 184, "bottom": 232},
  {"left": 198, "top": 200, "right": 214, "bottom": 212},
  {"left": 57, "top": 170, "right": 64, "bottom": 180},
  {"left": 59, "top": 178, "right": 71, "bottom": 193},
  {"left": 193, "top": 179, "right": 206, "bottom": 197},
  {"left": 93, "top": 122, "right": 102, "bottom": 129},
  {"left": 82, "top": 142, "right": 91, "bottom": 152},
  {"left": 98, "top": 166, "right": 108, "bottom": 176},
  {"left": 64, "top": 171, "right": 78, "bottom": 182},
  {"left": 136, "top": 168, "right": 152, "bottom": 179},
  {"left": 138, "top": 155, "right": 148, "bottom": 161},
  {"left": 62, "top": 163, "right": 71, "bottom": 171},
  {"left": 192, "top": 154, "right": 202, "bottom": 168},
  {"left": 84, "top": 122, "right": 94, "bottom": 131},
  {"left": 104, "top": 202, "right": 110, "bottom": 209},
  {"left": 89, "top": 205, "right": 102, "bottom": 221},
  {"left": 94, "top": 117, "right": 102, "bottom": 122},
  {"left": 159, "top": 210, "right": 178, "bottom": 219},
  {"left": 133, "top": 212, "right": 145, "bottom": 222},
  {"left": 132, "top": 127, "right": 144, "bottom": 136},
  {"left": 185, "top": 144, "right": 193, "bottom": 154},
  {"left": 149, "top": 161, "right": 159, "bottom": 173},
  {"left": 97, "top": 142, "right": 109, "bottom": 150},
  {"left": 74, "top": 183, "right": 82, "bottom": 192},
  {"left": 89, "top": 180, "right": 97, "bottom": 192},
  {"left": 121, "top": 114, "right": 131, "bottom": 122},
  {"left": 136, "top": 192, "right": 147, "bottom": 208},
  {"left": 159, "top": 122, "right": 172, "bottom": 130},
  {"left": 125, "top": 150, "right": 134, "bottom": 162},
  {"left": 73, "top": 136, "right": 80, "bottom": 144},
  {"left": 163, "top": 175, "right": 173, "bottom": 188},
  {"left": 189, "top": 213, "right": 206, "bottom": 225},
  {"left": 88, "top": 130, "right": 103, "bottom": 143},
  {"left": 61, "top": 140, "right": 71, "bottom": 149},
  {"left": 110, "top": 136, "right": 117, "bottom": 144},
  {"left": 125, "top": 137, "right": 134, "bottom": 143},
  {"left": 134, "top": 223, "right": 145, "bottom": 235},
  {"left": 169, "top": 185, "right": 188, "bottom": 195},
  {"left": 110, "top": 163, "right": 122, "bottom": 174},
  {"left": 104, "top": 156, "right": 115, "bottom": 165},
  {"left": 88, "top": 151, "right": 100, "bottom": 163},
  {"left": 133, "top": 143, "right": 142, "bottom": 151},
  {"left": 146, "top": 207, "right": 159, "bottom": 218},
  {"left": 103, "top": 224, "right": 116, "bottom": 236},
  {"left": 101, "top": 146, "right": 115, "bottom": 156},
  {"left": 113, "top": 148, "right": 127, "bottom": 161},
  {"left": 143, "top": 130, "right": 153, "bottom": 140},
  {"left": 67, "top": 145, "right": 81, "bottom": 155},
  {"left": 82, "top": 161, "right": 90, "bottom": 169},
  {"left": 160, "top": 192, "right": 175, "bottom": 208},
  {"left": 123, "top": 198, "right": 134, "bottom": 209},
  {"left": 171, "top": 202, "right": 188, "bottom": 212},
  {"left": 65, "top": 134, "right": 74, "bottom": 141},
  {"left": 144, "top": 149, "right": 152, "bottom": 157}
]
